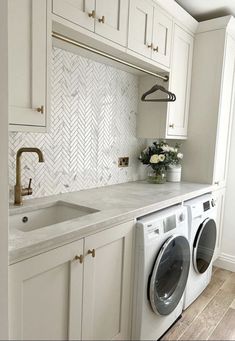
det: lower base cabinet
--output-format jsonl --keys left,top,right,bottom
{"left": 9, "top": 221, "right": 134, "bottom": 340}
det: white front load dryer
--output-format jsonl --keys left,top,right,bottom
{"left": 132, "top": 205, "right": 190, "bottom": 341}
{"left": 183, "top": 194, "right": 217, "bottom": 310}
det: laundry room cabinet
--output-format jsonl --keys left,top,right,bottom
{"left": 166, "top": 25, "right": 194, "bottom": 138}
{"left": 182, "top": 16, "right": 235, "bottom": 187}
{"left": 9, "top": 221, "right": 134, "bottom": 340}
{"left": 8, "top": 0, "right": 51, "bottom": 132}
{"left": 52, "top": 0, "right": 129, "bottom": 46}
{"left": 137, "top": 24, "right": 193, "bottom": 139}
{"left": 128, "top": 0, "right": 173, "bottom": 68}
{"left": 52, "top": 0, "right": 96, "bottom": 32}
{"left": 9, "top": 239, "right": 84, "bottom": 340}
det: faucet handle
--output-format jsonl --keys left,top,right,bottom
{"left": 27, "top": 178, "right": 33, "bottom": 195}
{"left": 28, "top": 178, "right": 32, "bottom": 189}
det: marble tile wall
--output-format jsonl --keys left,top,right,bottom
{"left": 9, "top": 47, "right": 146, "bottom": 199}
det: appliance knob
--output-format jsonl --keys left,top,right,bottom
{"left": 211, "top": 199, "right": 216, "bottom": 207}
{"left": 179, "top": 213, "right": 185, "bottom": 222}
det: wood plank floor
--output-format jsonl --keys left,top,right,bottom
{"left": 161, "top": 267, "right": 235, "bottom": 340}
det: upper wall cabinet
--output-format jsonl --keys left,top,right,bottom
{"left": 52, "top": 0, "right": 95, "bottom": 32}
{"left": 128, "top": 0, "right": 153, "bottom": 59}
{"left": 8, "top": 0, "right": 51, "bottom": 132}
{"left": 52, "top": 0, "right": 129, "bottom": 46}
{"left": 167, "top": 25, "right": 193, "bottom": 138}
{"left": 137, "top": 24, "right": 193, "bottom": 139}
{"left": 128, "top": 0, "right": 173, "bottom": 68}
{"left": 95, "top": 0, "right": 129, "bottom": 46}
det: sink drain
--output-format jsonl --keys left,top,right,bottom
{"left": 22, "top": 216, "right": 28, "bottom": 223}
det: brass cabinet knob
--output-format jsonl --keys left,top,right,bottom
{"left": 169, "top": 123, "right": 175, "bottom": 128}
{"left": 88, "top": 10, "right": 96, "bottom": 18}
{"left": 88, "top": 249, "right": 96, "bottom": 258}
{"left": 153, "top": 46, "right": 159, "bottom": 52}
{"left": 36, "top": 105, "right": 44, "bottom": 114}
{"left": 98, "top": 16, "right": 105, "bottom": 24}
{"left": 74, "top": 255, "right": 83, "bottom": 264}
{"left": 214, "top": 181, "right": 220, "bottom": 185}
{"left": 147, "top": 43, "right": 153, "bottom": 49}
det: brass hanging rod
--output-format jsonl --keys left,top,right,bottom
{"left": 52, "top": 32, "right": 169, "bottom": 82}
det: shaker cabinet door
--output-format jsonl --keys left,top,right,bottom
{"left": 82, "top": 221, "right": 134, "bottom": 340}
{"left": 9, "top": 0, "right": 50, "bottom": 130}
{"left": 9, "top": 239, "right": 84, "bottom": 340}
{"left": 167, "top": 25, "right": 193, "bottom": 138}
{"left": 152, "top": 6, "right": 172, "bottom": 67}
{"left": 95, "top": 0, "right": 129, "bottom": 46}
{"left": 128, "top": 0, "right": 154, "bottom": 58}
{"left": 52, "top": 0, "right": 95, "bottom": 31}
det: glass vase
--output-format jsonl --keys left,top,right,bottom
{"left": 147, "top": 169, "right": 167, "bottom": 184}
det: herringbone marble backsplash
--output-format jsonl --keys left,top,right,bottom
{"left": 9, "top": 47, "right": 146, "bottom": 199}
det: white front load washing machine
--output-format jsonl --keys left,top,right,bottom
{"left": 132, "top": 205, "right": 190, "bottom": 341}
{"left": 183, "top": 194, "right": 217, "bottom": 310}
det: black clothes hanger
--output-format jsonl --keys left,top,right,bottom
{"left": 141, "top": 84, "right": 176, "bottom": 102}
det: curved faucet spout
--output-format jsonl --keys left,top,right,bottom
{"left": 14, "top": 147, "right": 45, "bottom": 205}
{"left": 16, "top": 147, "right": 45, "bottom": 163}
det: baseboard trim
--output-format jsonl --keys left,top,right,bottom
{"left": 214, "top": 253, "right": 235, "bottom": 272}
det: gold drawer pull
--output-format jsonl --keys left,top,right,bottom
{"left": 36, "top": 105, "right": 44, "bottom": 114}
{"left": 214, "top": 181, "right": 220, "bottom": 185}
{"left": 88, "top": 10, "right": 96, "bottom": 18}
{"left": 153, "top": 46, "right": 159, "bottom": 52}
{"left": 88, "top": 249, "right": 96, "bottom": 258}
{"left": 74, "top": 255, "right": 83, "bottom": 264}
{"left": 98, "top": 16, "right": 105, "bottom": 24}
{"left": 147, "top": 43, "right": 153, "bottom": 49}
{"left": 169, "top": 123, "right": 175, "bottom": 128}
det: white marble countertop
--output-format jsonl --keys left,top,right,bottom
{"left": 9, "top": 181, "right": 216, "bottom": 265}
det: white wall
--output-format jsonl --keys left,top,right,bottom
{"left": 0, "top": 0, "right": 9, "bottom": 338}
{"left": 219, "top": 110, "right": 235, "bottom": 272}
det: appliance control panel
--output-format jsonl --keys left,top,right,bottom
{"left": 203, "top": 200, "right": 211, "bottom": 212}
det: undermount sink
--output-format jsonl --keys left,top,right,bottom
{"left": 10, "top": 201, "right": 98, "bottom": 232}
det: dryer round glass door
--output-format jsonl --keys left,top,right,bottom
{"left": 193, "top": 218, "right": 217, "bottom": 274}
{"left": 149, "top": 235, "right": 190, "bottom": 316}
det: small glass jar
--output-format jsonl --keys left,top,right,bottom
{"left": 147, "top": 168, "right": 167, "bottom": 184}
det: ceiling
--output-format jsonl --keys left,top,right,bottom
{"left": 175, "top": 0, "right": 235, "bottom": 21}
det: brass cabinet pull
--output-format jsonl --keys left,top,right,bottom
{"left": 98, "top": 16, "right": 105, "bottom": 24}
{"left": 169, "top": 123, "right": 175, "bottom": 128}
{"left": 88, "top": 249, "right": 96, "bottom": 258}
{"left": 88, "top": 10, "right": 96, "bottom": 18}
{"left": 147, "top": 43, "right": 153, "bottom": 49}
{"left": 74, "top": 254, "right": 84, "bottom": 264}
{"left": 153, "top": 46, "right": 159, "bottom": 52}
{"left": 214, "top": 181, "right": 220, "bottom": 185}
{"left": 36, "top": 105, "right": 44, "bottom": 114}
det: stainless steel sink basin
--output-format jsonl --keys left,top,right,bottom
{"left": 10, "top": 201, "right": 98, "bottom": 232}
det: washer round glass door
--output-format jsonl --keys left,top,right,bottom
{"left": 149, "top": 235, "right": 190, "bottom": 316}
{"left": 193, "top": 218, "right": 217, "bottom": 274}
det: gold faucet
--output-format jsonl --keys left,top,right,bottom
{"left": 14, "top": 147, "right": 45, "bottom": 205}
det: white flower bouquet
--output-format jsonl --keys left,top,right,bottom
{"left": 139, "top": 141, "right": 183, "bottom": 184}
